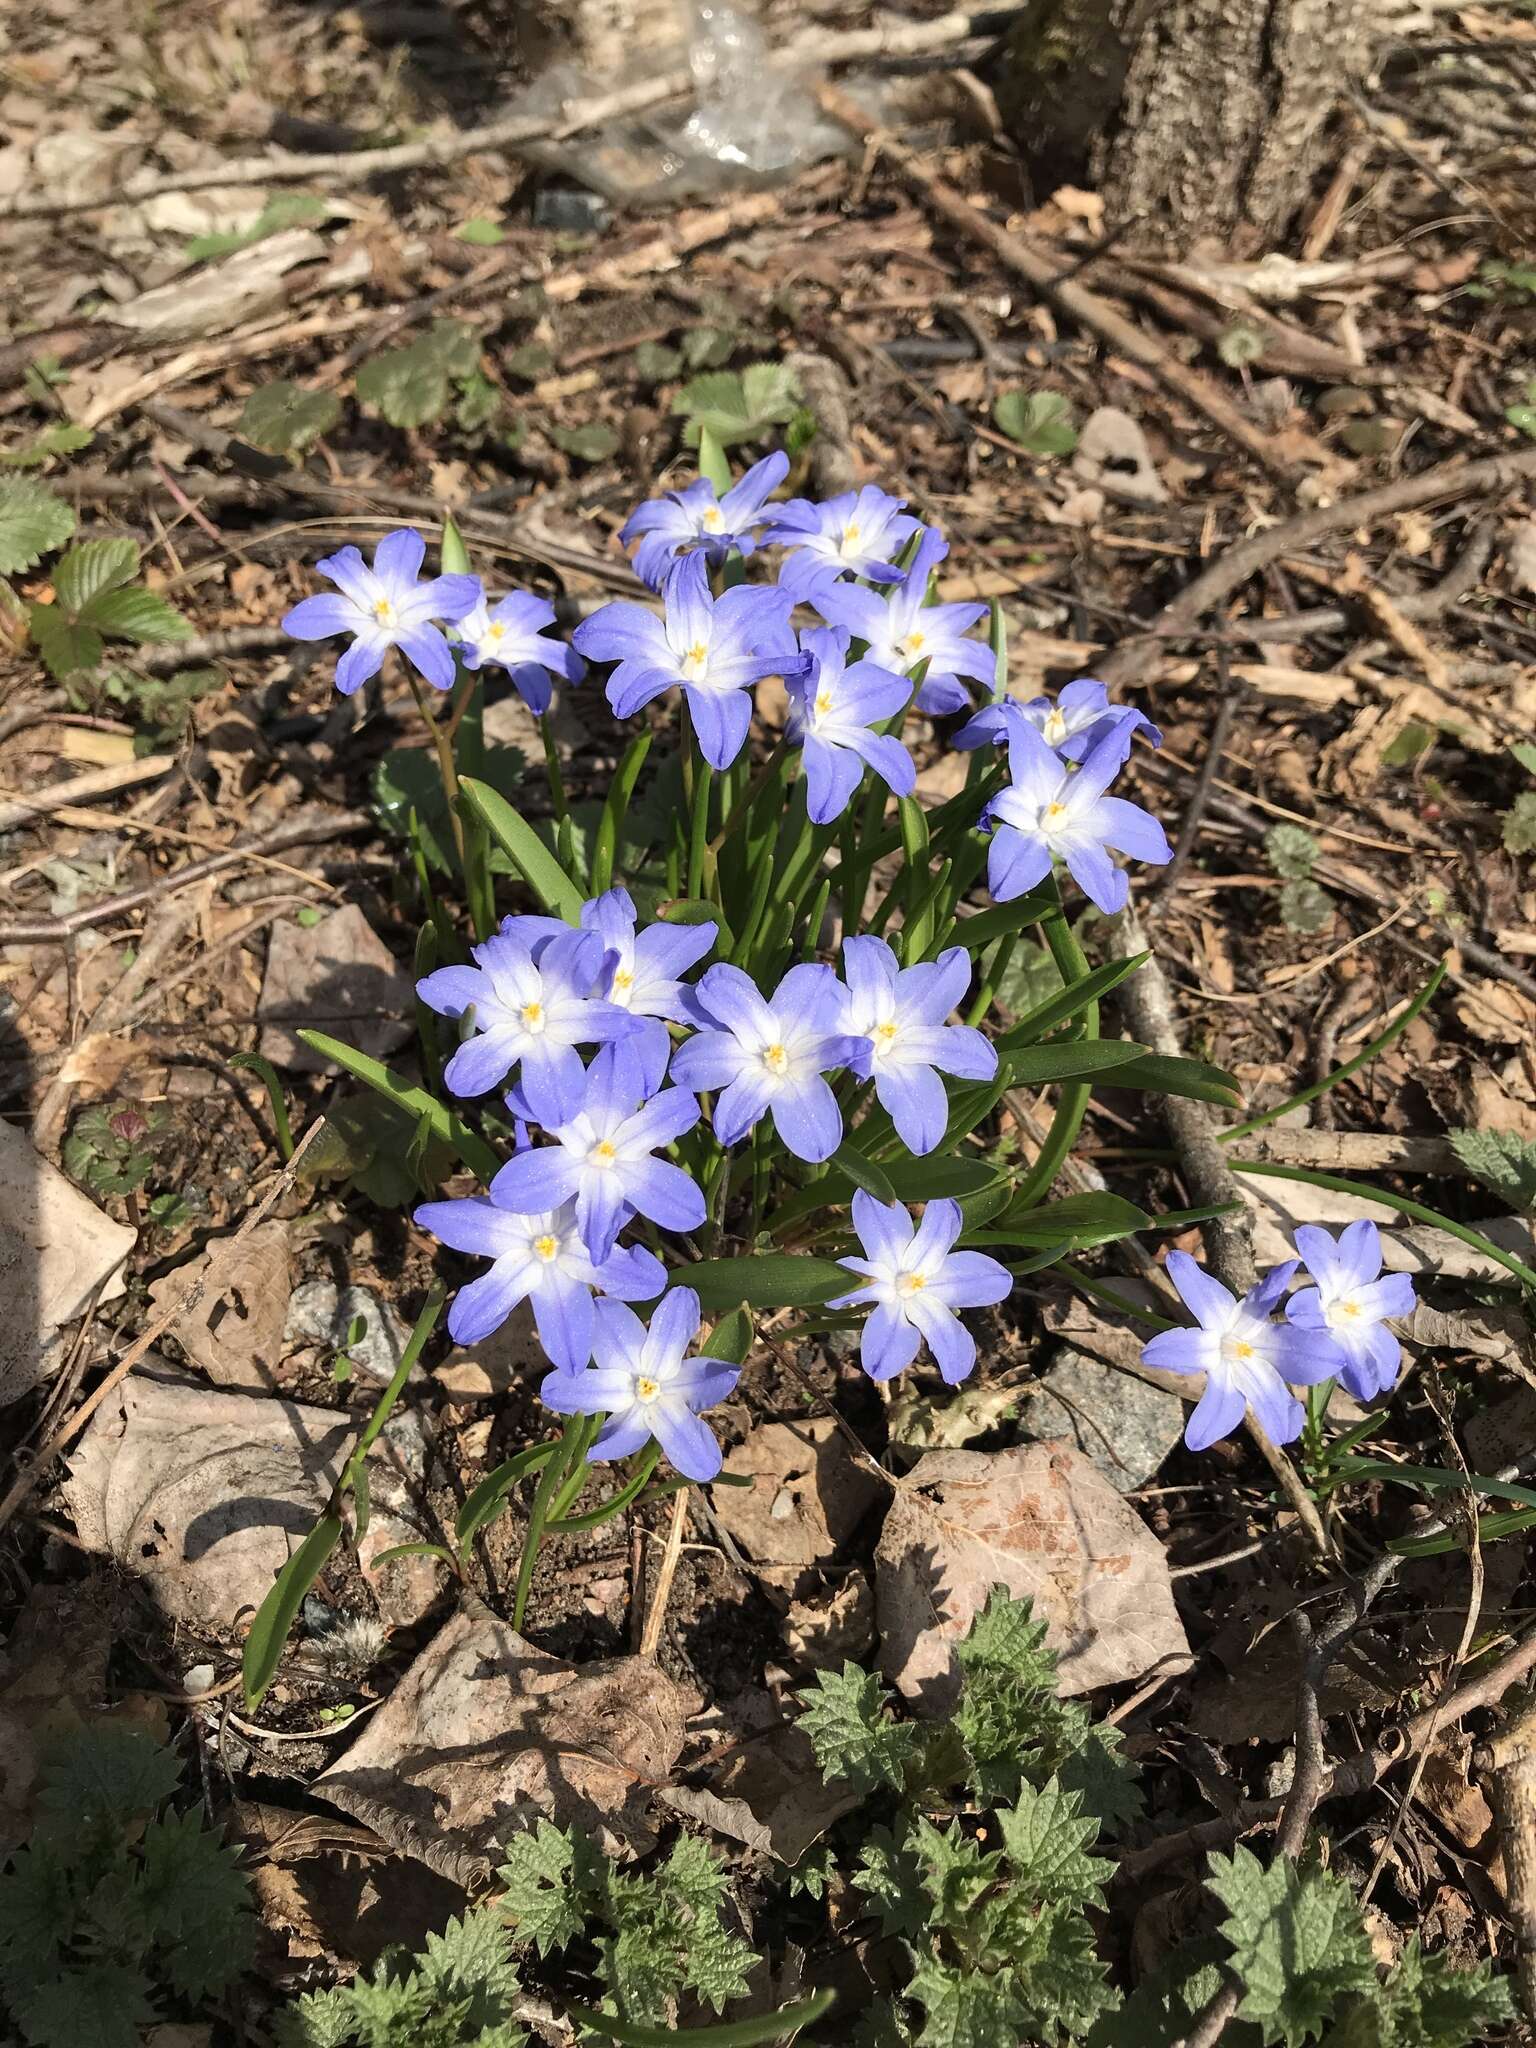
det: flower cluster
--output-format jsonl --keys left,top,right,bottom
{"left": 281, "top": 463, "right": 1410, "bottom": 1505}
{"left": 282, "top": 533, "right": 580, "bottom": 714}
{"left": 412, "top": 883, "right": 1012, "bottom": 1474}
{"left": 1143, "top": 1221, "right": 1416, "bottom": 1449}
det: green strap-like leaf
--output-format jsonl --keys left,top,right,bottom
{"left": 296, "top": 1031, "right": 500, "bottom": 1183}
{"left": 567, "top": 1988, "right": 835, "bottom": 2046}
{"left": 242, "top": 1515, "right": 342, "bottom": 1711}
{"left": 458, "top": 775, "right": 585, "bottom": 921}
{"left": 679, "top": 1255, "right": 850, "bottom": 1313}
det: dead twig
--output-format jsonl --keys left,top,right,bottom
{"left": 0, "top": 808, "right": 370, "bottom": 944}
{"left": 818, "top": 85, "right": 1304, "bottom": 488}
{"left": 0, "top": 10, "right": 1015, "bottom": 222}
{"left": 1147, "top": 651, "right": 1241, "bottom": 903}
{"left": 1483, "top": 1697, "right": 1536, "bottom": 2025}
{"left": 0, "top": 755, "right": 175, "bottom": 834}
{"left": 1100, "top": 445, "right": 1536, "bottom": 688}
{"left": 638, "top": 1489, "right": 691, "bottom": 1661}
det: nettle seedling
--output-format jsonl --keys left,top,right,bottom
{"left": 0, "top": 1723, "right": 254, "bottom": 2048}
{"left": 1263, "top": 822, "right": 1335, "bottom": 933}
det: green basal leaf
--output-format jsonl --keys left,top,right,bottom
{"left": 242, "top": 1515, "right": 342, "bottom": 1710}
{"left": 458, "top": 775, "right": 586, "bottom": 919}
{"left": 456, "top": 1443, "right": 560, "bottom": 1548}
{"left": 998, "top": 952, "right": 1150, "bottom": 1048}
{"left": 831, "top": 1138, "right": 896, "bottom": 1205}
{"left": 973, "top": 1190, "right": 1150, "bottom": 1249}
{"left": 679, "top": 1254, "right": 850, "bottom": 1313}
{"left": 295, "top": 1031, "right": 500, "bottom": 1183}
{"left": 1108, "top": 1051, "right": 1243, "bottom": 1108}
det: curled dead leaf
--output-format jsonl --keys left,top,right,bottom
{"left": 874, "top": 1444, "right": 1190, "bottom": 1710}
{"left": 316, "top": 1602, "right": 696, "bottom": 1878}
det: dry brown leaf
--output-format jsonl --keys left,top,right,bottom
{"left": 146, "top": 1219, "right": 292, "bottom": 1393}
{"left": 62, "top": 1365, "right": 352, "bottom": 1633}
{"left": 1455, "top": 982, "right": 1536, "bottom": 1045}
{"left": 714, "top": 1417, "right": 882, "bottom": 1582}
{"left": 259, "top": 905, "right": 413, "bottom": 1073}
{"left": 1507, "top": 521, "right": 1536, "bottom": 598}
{"left": 660, "top": 1722, "right": 858, "bottom": 1867}
{"left": 874, "top": 1444, "right": 1190, "bottom": 1709}
{"left": 784, "top": 1573, "right": 876, "bottom": 1670}
{"left": 317, "top": 1603, "right": 695, "bottom": 1878}
{"left": 0, "top": 1118, "right": 136, "bottom": 1404}
{"left": 1071, "top": 407, "right": 1168, "bottom": 505}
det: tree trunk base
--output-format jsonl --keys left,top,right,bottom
{"left": 996, "top": 0, "right": 1378, "bottom": 250}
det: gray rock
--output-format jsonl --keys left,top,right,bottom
{"left": 1016, "top": 1347, "right": 1184, "bottom": 1493}
{"left": 285, "top": 1278, "right": 411, "bottom": 1385}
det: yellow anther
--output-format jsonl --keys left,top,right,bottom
{"left": 520, "top": 1001, "right": 544, "bottom": 1028}
{"left": 763, "top": 1043, "right": 789, "bottom": 1075}
{"left": 897, "top": 1271, "right": 927, "bottom": 1296}
{"left": 814, "top": 689, "right": 834, "bottom": 716}
{"left": 635, "top": 1375, "right": 661, "bottom": 1402}
{"left": 533, "top": 1234, "right": 560, "bottom": 1261}
{"left": 590, "top": 1139, "right": 618, "bottom": 1166}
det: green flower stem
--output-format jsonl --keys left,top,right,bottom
{"left": 510, "top": 1418, "right": 585, "bottom": 1631}
{"left": 1008, "top": 886, "right": 1097, "bottom": 1210}
{"left": 407, "top": 670, "right": 467, "bottom": 871}
{"left": 687, "top": 747, "right": 712, "bottom": 902}
{"left": 708, "top": 737, "right": 786, "bottom": 858}
{"left": 1219, "top": 960, "right": 1445, "bottom": 1145}
{"left": 545, "top": 1443, "right": 663, "bottom": 1536}
{"left": 1229, "top": 1157, "right": 1536, "bottom": 1294}
{"left": 546, "top": 1412, "right": 600, "bottom": 1524}
{"left": 965, "top": 930, "right": 1019, "bottom": 1029}
{"left": 540, "top": 713, "right": 569, "bottom": 829}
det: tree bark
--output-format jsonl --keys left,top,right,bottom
{"left": 997, "top": 0, "right": 1381, "bottom": 249}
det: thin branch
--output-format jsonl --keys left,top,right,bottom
{"left": 0, "top": 10, "right": 1018, "bottom": 221}
{"left": 1099, "top": 446, "right": 1536, "bottom": 688}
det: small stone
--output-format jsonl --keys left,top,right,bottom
{"left": 1016, "top": 1347, "right": 1185, "bottom": 1492}
{"left": 285, "top": 1279, "right": 410, "bottom": 1385}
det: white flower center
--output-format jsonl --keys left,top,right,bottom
{"left": 899, "top": 628, "right": 926, "bottom": 665}
{"left": 532, "top": 1233, "right": 560, "bottom": 1262}
{"left": 373, "top": 597, "right": 396, "bottom": 626}
{"left": 1042, "top": 708, "right": 1068, "bottom": 745}
{"left": 680, "top": 639, "right": 710, "bottom": 683}
{"left": 813, "top": 687, "right": 834, "bottom": 717}
{"left": 1326, "top": 1296, "right": 1364, "bottom": 1327}
{"left": 701, "top": 505, "right": 724, "bottom": 533}
{"left": 612, "top": 966, "right": 634, "bottom": 994}
{"left": 871, "top": 1019, "right": 900, "bottom": 1059}
{"left": 634, "top": 1375, "right": 661, "bottom": 1403}
{"left": 588, "top": 1139, "right": 619, "bottom": 1169}
{"left": 1043, "top": 800, "right": 1069, "bottom": 827}
{"left": 486, "top": 621, "right": 506, "bottom": 644}
{"left": 841, "top": 521, "right": 862, "bottom": 553}
{"left": 519, "top": 1000, "right": 545, "bottom": 1033}
{"left": 1220, "top": 1334, "right": 1257, "bottom": 1366}
{"left": 897, "top": 1271, "right": 927, "bottom": 1298}
{"left": 762, "top": 1042, "right": 789, "bottom": 1076}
